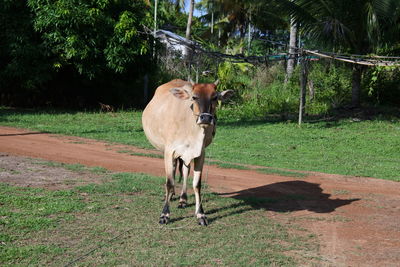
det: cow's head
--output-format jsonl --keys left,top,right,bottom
{"left": 170, "top": 80, "right": 233, "bottom": 128}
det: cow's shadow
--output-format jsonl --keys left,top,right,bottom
{"left": 203, "top": 180, "right": 360, "bottom": 224}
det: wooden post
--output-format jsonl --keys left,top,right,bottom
{"left": 298, "top": 52, "right": 308, "bottom": 126}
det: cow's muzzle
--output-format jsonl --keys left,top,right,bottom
{"left": 197, "top": 113, "right": 214, "bottom": 127}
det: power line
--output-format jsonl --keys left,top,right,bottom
{"left": 149, "top": 28, "right": 400, "bottom": 67}
{"left": 304, "top": 49, "right": 400, "bottom": 67}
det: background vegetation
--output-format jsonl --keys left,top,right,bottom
{"left": 1, "top": 2, "right": 400, "bottom": 264}
{"left": 1, "top": 0, "right": 400, "bottom": 179}
{"left": 1, "top": 0, "right": 400, "bottom": 113}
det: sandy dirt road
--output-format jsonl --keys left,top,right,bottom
{"left": 1, "top": 126, "right": 399, "bottom": 266}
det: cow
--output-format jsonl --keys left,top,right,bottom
{"left": 142, "top": 79, "right": 233, "bottom": 226}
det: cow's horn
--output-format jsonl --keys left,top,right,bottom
{"left": 214, "top": 79, "right": 220, "bottom": 86}
{"left": 189, "top": 78, "right": 195, "bottom": 86}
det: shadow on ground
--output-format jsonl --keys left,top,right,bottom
{"left": 204, "top": 180, "right": 359, "bottom": 224}
{"left": 0, "top": 131, "right": 48, "bottom": 137}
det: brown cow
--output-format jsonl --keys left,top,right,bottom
{"left": 142, "top": 79, "right": 233, "bottom": 226}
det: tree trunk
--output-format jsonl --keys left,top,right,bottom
{"left": 351, "top": 65, "right": 362, "bottom": 107}
{"left": 185, "top": 0, "right": 194, "bottom": 40}
{"left": 286, "top": 16, "right": 297, "bottom": 83}
{"left": 247, "top": 9, "right": 252, "bottom": 55}
{"left": 184, "top": 0, "right": 195, "bottom": 59}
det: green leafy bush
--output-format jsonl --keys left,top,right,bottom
{"left": 365, "top": 66, "right": 400, "bottom": 105}
{"left": 28, "top": 0, "right": 150, "bottom": 76}
{"left": 217, "top": 61, "right": 253, "bottom": 104}
{"left": 218, "top": 61, "right": 354, "bottom": 121}
{"left": 218, "top": 63, "right": 299, "bottom": 120}
{"left": 306, "top": 62, "right": 352, "bottom": 114}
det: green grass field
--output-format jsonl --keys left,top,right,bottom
{"left": 1, "top": 108, "right": 399, "bottom": 181}
{"left": 0, "top": 162, "right": 318, "bottom": 266}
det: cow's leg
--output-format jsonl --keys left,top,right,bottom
{"left": 178, "top": 160, "right": 190, "bottom": 208}
{"left": 159, "top": 152, "right": 175, "bottom": 224}
{"left": 193, "top": 152, "right": 207, "bottom": 226}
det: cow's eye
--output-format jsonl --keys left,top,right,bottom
{"left": 211, "top": 95, "right": 218, "bottom": 101}
{"left": 192, "top": 96, "right": 199, "bottom": 101}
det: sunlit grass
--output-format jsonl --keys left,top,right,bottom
{"left": 1, "top": 107, "right": 399, "bottom": 181}
{"left": 0, "top": 162, "right": 318, "bottom": 265}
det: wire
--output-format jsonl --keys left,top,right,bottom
{"left": 150, "top": 27, "right": 400, "bottom": 67}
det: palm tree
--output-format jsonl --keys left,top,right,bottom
{"left": 198, "top": 0, "right": 287, "bottom": 53}
{"left": 286, "top": 16, "right": 297, "bottom": 82}
{"left": 278, "top": 0, "right": 400, "bottom": 107}
{"left": 183, "top": 0, "right": 195, "bottom": 59}
{"left": 185, "top": 0, "right": 195, "bottom": 40}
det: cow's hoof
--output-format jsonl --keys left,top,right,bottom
{"left": 198, "top": 216, "right": 208, "bottom": 226}
{"left": 178, "top": 202, "right": 187, "bottom": 209}
{"left": 159, "top": 215, "right": 170, "bottom": 225}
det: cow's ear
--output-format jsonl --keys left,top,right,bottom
{"left": 170, "top": 85, "right": 192, "bottom": 100}
{"left": 218, "top": 90, "right": 234, "bottom": 102}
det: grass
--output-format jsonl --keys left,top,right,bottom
{"left": 0, "top": 162, "right": 318, "bottom": 266}
{"left": 33, "top": 160, "right": 109, "bottom": 174}
{"left": 1, "top": 107, "right": 399, "bottom": 181}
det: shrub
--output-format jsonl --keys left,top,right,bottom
{"left": 218, "top": 61, "right": 354, "bottom": 120}
{"left": 306, "top": 62, "right": 352, "bottom": 114}
{"left": 364, "top": 66, "right": 400, "bottom": 106}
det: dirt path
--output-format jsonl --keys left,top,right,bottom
{"left": 1, "top": 126, "right": 399, "bottom": 266}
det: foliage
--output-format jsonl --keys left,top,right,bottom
{"left": 155, "top": 0, "right": 207, "bottom": 40}
{"left": 0, "top": 0, "right": 53, "bottom": 100}
{"left": 364, "top": 66, "right": 400, "bottom": 105}
{"left": 1, "top": 0, "right": 400, "bottom": 110}
{"left": 0, "top": 0, "right": 157, "bottom": 108}
{"left": 217, "top": 61, "right": 253, "bottom": 104}
{"left": 216, "top": 60, "right": 353, "bottom": 117}
{"left": 306, "top": 61, "right": 352, "bottom": 114}
{"left": 28, "top": 0, "right": 151, "bottom": 76}
{"left": 198, "top": 0, "right": 287, "bottom": 46}
{"left": 277, "top": 0, "right": 400, "bottom": 106}
{"left": 279, "top": 0, "right": 400, "bottom": 54}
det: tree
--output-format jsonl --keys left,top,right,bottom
{"left": 28, "top": 0, "right": 151, "bottom": 77}
{"left": 286, "top": 17, "right": 297, "bottom": 82}
{"left": 278, "top": 0, "right": 400, "bottom": 107}
{"left": 186, "top": 0, "right": 195, "bottom": 40}
{"left": 1, "top": 0, "right": 156, "bottom": 108}
{"left": 198, "top": 0, "right": 287, "bottom": 53}
{"left": 0, "top": 0, "right": 55, "bottom": 106}
{"left": 183, "top": 0, "right": 195, "bottom": 59}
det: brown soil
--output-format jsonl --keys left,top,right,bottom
{"left": 1, "top": 126, "right": 399, "bottom": 266}
{"left": 0, "top": 153, "right": 103, "bottom": 190}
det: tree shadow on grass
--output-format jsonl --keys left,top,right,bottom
{"left": 0, "top": 131, "right": 49, "bottom": 137}
{"left": 217, "top": 106, "right": 400, "bottom": 128}
{"left": 206, "top": 180, "right": 359, "bottom": 224}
